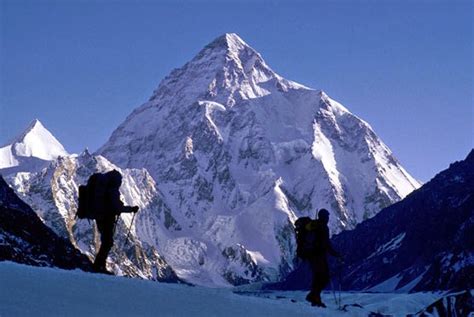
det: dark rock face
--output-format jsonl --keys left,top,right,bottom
{"left": 0, "top": 175, "right": 92, "bottom": 271}
{"left": 270, "top": 150, "right": 473, "bottom": 292}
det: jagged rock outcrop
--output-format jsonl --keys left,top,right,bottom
{"left": 9, "top": 152, "right": 179, "bottom": 282}
{"left": 0, "top": 175, "right": 91, "bottom": 270}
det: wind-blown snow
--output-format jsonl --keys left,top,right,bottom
{"left": 0, "top": 262, "right": 442, "bottom": 317}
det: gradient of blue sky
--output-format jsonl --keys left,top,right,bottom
{"left": 1, "top": 0, "right": 472, "bottom": 182}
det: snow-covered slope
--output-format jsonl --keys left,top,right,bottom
{"left": 0, "top": 261, "right": 447, "bottom": 317}
{"left": 0, "top": 119, "right": 68, "bottom": 175}
{"left": 96, "top": 33, "right": 420, "bottom": 285}
{"left": 8, "top": 151, "right": 179, "bottom": 283}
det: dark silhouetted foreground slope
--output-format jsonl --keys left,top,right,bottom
{"left": 0, "top": 175, "right": 92, "bottom": 270}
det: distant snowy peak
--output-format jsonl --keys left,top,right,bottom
{"left": 0, "top": 119, "right": 68, "bottom": 172}
{"left": 148, "top": 33, "right": 307, "bottom": 108}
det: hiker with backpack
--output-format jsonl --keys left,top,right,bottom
{"left": 77, "top": 170, "right": 139, "bottom": 274}
{"left": 295, "top": 208, "right": 341, "bottom": 308}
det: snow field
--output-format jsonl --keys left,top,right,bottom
{"left": 0, "top": 262, "right": 441, "bottom": 317}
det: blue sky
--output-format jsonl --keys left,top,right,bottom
{"left": 1, "top": 0, "right": 472, "bottom": 182}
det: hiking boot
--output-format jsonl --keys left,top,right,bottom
{"left": 311, "top": 301, "right": 327, "bottom": 308}
{"left": 306, "top": 292, "right": 318, "bottom": 303}
{"left": 307, "top": 292, "right": 326, "bottom": 308}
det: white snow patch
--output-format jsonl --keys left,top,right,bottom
{"left": 368, "top": 274, "right": 403, "bottom": 292}
{"left": 452, "top": 252, "right": 474, "bottom": 272}
{"left": 397, "top": 269, "right": 429, "bottom": 293}
{"left": 368, "top": 232, "right": 406, "bottom": 259}
{"left": 312, "top": 121, "right": 342, "bottom": 191}
{"left": 0, "top": 145, "right": 19, "bottom": 168}
{"left": 246, "top": 250, "right": 270, "bottom": 265}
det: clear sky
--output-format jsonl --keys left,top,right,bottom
{"left": 1, "top": 0, "right": 472, "bottom": 182}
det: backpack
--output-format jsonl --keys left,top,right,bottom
{"left": 76, "top": 173, "right": 109, "bottom": 220}
{"left": 294, "top": 217, "right": 317, "bottom": 260}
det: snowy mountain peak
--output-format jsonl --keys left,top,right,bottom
{"left": 0, "top": 119, "right": 68, "bottom": 172}
{"left": 147, "top": 33, "right": 308, "bottom": 107}
{"left": 98, "top": 34, "right": 421, "bottom": 285}
{"left": 197, "top": 32, "right": 261, "bottom": 66}
{"left": 24, "top": 118, "right": 42, "bottom": 132}
{"left": 205, "top": 33, "right": 252, "bottom": 54}
{"left": 15, "top": 119, "right": 49, "bottom": 143}
{"left": 11, "top": 119, "right": 67, "bottom": 161}
{"left": 80, "top": 148, "right": 91, "bottom": 157}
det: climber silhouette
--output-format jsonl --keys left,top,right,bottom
{"left": 305, "top": 208, "right": 341, "bottom": 307}
{"left": 91, "top": 170, "right": 139, "bottom": 274}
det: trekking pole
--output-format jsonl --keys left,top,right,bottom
{"left": 337, "top": 258, "right": 343, "bottom": 309}
{"left": 113, "top": 215, "right": 119, "bottom": 234}
{"left": 331, "top": 279, "right": 339, "bottom": 309}
{"left": 123, "top": 212, "right": 137, "bottom": 249}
